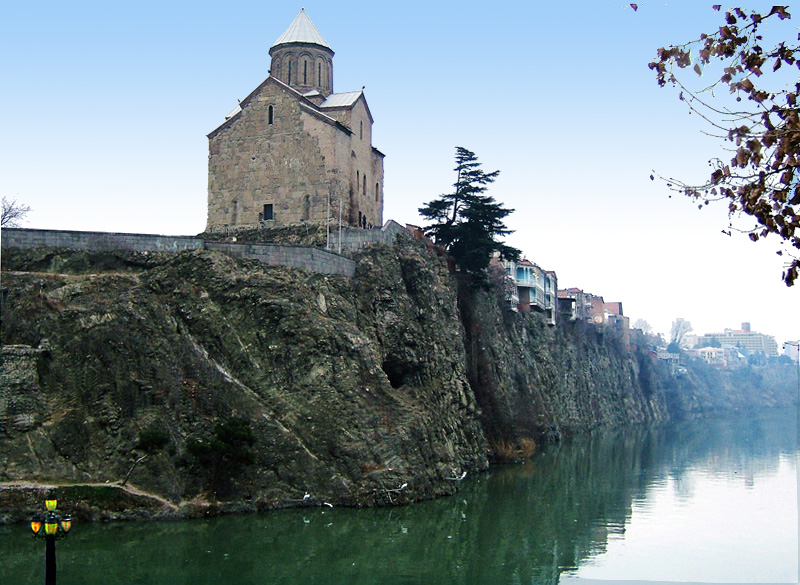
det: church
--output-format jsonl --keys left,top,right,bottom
{"left": 206, "top": 9, "right": 384, "bottom": 232}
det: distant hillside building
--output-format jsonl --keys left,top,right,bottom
{"left": 206, "top": 9, "right": 384, "bottom": 232}
{"left": 694, "top": 322, "right": 778, "bottom": 356}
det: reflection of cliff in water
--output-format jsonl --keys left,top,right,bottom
{"left": 450, "top": 408, "right": 797, "bottom": 585}
{"left": 1, "top": 411, "right": 794, "bottom": 584}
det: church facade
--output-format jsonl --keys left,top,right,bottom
{"left": 206, "top": 9, "right": 384, "bottom": 231}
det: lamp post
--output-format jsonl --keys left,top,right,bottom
{"left": 30, "top": 496, "right": 72, "bottom": 585}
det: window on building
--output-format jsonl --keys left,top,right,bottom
{"left": 360, "top": 121, "right": 363, "bottom": 140}
{"left": 363, "top": 175, "right": 367, "bottom": 196}
{"left": 356, "top": 171, "right": 359, "bottom": 193}
{"left": 375, "top": 183, "right": 379, "bottom": 202}
{"left": 303, "top": 60, "right": 308, "bottom": 85}
{"left": 318, "top": 63, "right": 322, "bottom": 86}
{"left": 263, "top": 204, "right": 274, "bottom": 221}
{"left": 288, "top": 62, "right": 293, "bottom": 84}
{"left": 268, "top": 105, "right": 274, "bottom": 125}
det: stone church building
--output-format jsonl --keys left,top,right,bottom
{"left": 206, "top": 9, "right": 384, "bottom": 231}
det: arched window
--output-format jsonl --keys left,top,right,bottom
{"left": 303, "top": 60, "right": 308, "bottom": 85}
{"left": 318, "top": 63, "right": 322, "bottom": 86}
{"left": 288, "top": 61, "right": 293, "bottom": 84}
{"left": 268, "top": 105, "right": 274, "bottom": 125}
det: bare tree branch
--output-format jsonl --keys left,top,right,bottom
{"left": 650, "top": 7, "right": 800, "bottom": 285}
{"left": 1, "top": 197, "right": 31, "bottom": 228}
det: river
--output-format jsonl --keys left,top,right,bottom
{"left": 1, "top": 409, "right": 796, "bottom": 584}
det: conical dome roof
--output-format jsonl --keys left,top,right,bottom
{"left": 271, "top": 9, "right": 331, "bottom": 50}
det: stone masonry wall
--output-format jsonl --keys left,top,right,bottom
{"left": 0, "top": 227, "right": 416, "bottom": 278}
{"left": 327, "top": 220, "right": 407, "bottom": 253}
{"left": 0, "top": 228, "right": 202, "bottom": 254}
{"left": 204, "top": 241, "right": 354, "bottom": 277}
{"left": 207, "top": 80, "right": 332, "bottom": 230}
{"left": 206, "top": 78, "right": 383, "bottom": 233}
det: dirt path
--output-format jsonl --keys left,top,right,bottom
{"left": 0, "top": 480, "right": 180, "bottom": 511}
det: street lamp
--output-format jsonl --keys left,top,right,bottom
{"left": 31, "top": 496, "right": 72, "bottom": 585}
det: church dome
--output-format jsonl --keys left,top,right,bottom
{"left": 270, "top": 9, "right": 332, "bottom": 51}
{"left": 269, "top": 9, "right": 335, "bottom": 97}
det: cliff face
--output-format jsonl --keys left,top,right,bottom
{"left": 1, "top": 242, "right": 486, "bottom": 519}
{"left": 0, "top": 239, "right": 794, "bottom": 521}
{"left": 456, "top": 279, "right": 669, "bottom": 444}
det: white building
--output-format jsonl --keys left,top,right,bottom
{"left": 695, "top": 323, "right": 778, "bottom": 356}
{"left": 504, "top": 258, "right": 557, "bottom": 325}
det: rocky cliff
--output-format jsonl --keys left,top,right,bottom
{"left": 0, "top": 237, "right": 795, "bottom": 522}
{"left": 1, "top": 240, "right": 488, "bottom": 520}
{"left": 456, "top": 278, "right": 670, "bottom": 442}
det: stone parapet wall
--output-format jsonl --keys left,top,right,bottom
{"left": 205, "top": 241, "right": 354, "bottom": 277}
{"left": 1, "top": 227, "right": 357, "bottom": 278}
{"left": 327, "top": 220, "right": 407, "bottom": 252}
{"left": 0, "top": 228, "right": 202, "bottom": 253}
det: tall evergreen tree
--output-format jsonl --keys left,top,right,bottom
{"left": 420, "top": 147, "right": 520, "bottom": 274}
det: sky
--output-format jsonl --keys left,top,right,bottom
{"left": 1, "top": 1, "right": 797, "bottom": 348}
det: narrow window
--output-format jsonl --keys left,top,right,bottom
{"left": 360, "top": 121, "right": 363, "bottom": 140}
{"left": 356, "top": 171, "right": 359, "bottom": 193}
{"left": 318, "top": 63, "right": 322, "bottom": 86}
{"left": 288, "top": 62, "right": 292, "bottom": 84}
{"left": 303, "top": 60, "right": 308, "bottom": 84}
{"left": 375, "top": 183, "right": 379, "bottom": 202}
{"left": 363, "top": 175, "right": 367, "bottom": 196}
{"left": 263, "top": 204, "right": 274, "bottom": 221}
{"left": 268, "top": 105, "right": 274, "bottom": 125}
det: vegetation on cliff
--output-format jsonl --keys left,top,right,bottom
{"left": 419, "top": 147, "right": 520, "bottom": 274}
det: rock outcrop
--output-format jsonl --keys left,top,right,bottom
{"left": 1, "top": 241, "right": 487, "bottom": 520}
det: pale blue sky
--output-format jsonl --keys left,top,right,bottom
{"left": 1, "top": 1, "right": 796, "bottom": 346}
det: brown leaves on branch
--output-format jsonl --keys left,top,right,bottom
{"left": 649, "top": 6, "right": 800, "bottom": 286}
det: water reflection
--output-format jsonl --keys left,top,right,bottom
{"left": 1, "top": 410, "right": 796, "bottom": 584}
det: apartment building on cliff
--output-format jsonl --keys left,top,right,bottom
{"left": 503, "top": 258, "right": 558, "bottom": 325}
{"left": 206, "top": 9, "right": 384, "bottom": 232}
{"left": 558, "top": 287, "right": 630, "bottom": 344}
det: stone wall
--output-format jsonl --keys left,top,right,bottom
{"left": 0, "top": 228, "right": 202, "bottom": 253}
{"left": 204, "top": 241, "right": 354, "bottom": 277}
{"left": 327, "top": 220, "right": 407, "bottom": 253}
{"left": 0, "top": 227, "right": 366, "bottom": 277}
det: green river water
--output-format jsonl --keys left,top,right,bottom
{"left": 1, "top": 409, "right": 797, "bottom": 584}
